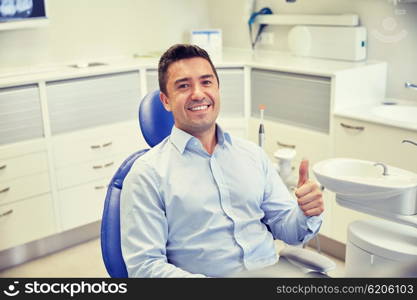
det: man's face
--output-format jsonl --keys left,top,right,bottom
{"left": 160, "top": 57, "right": 220, "bottom": 136}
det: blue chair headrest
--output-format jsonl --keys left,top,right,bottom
{"left": 139, "top": 90, "right": 174, "bottom": 147}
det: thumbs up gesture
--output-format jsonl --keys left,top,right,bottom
{"left": 295, "top": 159, "right": 324, "bottom": 217}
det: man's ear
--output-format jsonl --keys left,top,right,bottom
{"left": 159, "top": 92, "right": 172, "bottom": 112}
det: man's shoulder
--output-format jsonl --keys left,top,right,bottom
{"left": 129, "top": 137, "right": 172, "bottom": 173}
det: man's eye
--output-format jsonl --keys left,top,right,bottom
{"left": 178, "top": 84, "right": 189, "bottom": 89}
{"left": 202, "top": 80, "right": 212, "bottom": 86}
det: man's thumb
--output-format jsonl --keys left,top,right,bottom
{"left": 297, "top": 159, "right": 309, "bottom": 188}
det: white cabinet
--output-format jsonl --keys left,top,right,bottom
{"left": 46, "top": 71, "right": 141, "bottom": 134}
{"left": 333, "top": 116, "right": 417, "bottom": 173}
{"left": 0, "top": 140, "right": 55, "bottom": 251}
{"left": 43, "top": 71, "right": 145, "bottom": 231}
{"left": 251, "top": 69, "right": 331, "bottom": 133}
{"left": 53, "top": 121, "right": 146, "bottom": 231}
{"left": 0, "top": 194, "right": 56, "bottom": 251}
{"left": 0, "top": 84, "right": 44, "bottom": 146}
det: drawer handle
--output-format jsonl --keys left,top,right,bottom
{"left": 94, "top": 185, "right": 105, "bottom": 190}
{"left": 90, "top": 144, "right": 101, "bottom": 149}
{"left": 0, "top": 164, "right": 6, "bottom": 170}
{"left": 102, "top": 141, "right": 113, "bottom": 147}
{"left": 0, "top": 187, "right": 10, "bottom": 194}
{"left": 104, "top": 162, "right": 114, "bottom": 168}
{"left": 0, "top": 209, "right": 13, "bottom": 218}
{"left": 340, "top": 122, "right": 365, "bottom": 131}
{"left": 277, "top": 141, "right": 296, "bottom": 149}
{"left": 92, "top": 165, "right": 103, "bottom": 169}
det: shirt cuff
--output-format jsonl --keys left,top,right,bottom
{"left": 296, "top": 210, "right": 323, "bottom": 244}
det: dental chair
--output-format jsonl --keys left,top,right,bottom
{"left": 100, "top": 90, "right": 335, "bottom": 278}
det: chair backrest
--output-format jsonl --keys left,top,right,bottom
{"left": 100, "top": 90, "right": 174, "bottom": 278}
{"left": 139, "top": 90, "right": 174, "bottom": 147}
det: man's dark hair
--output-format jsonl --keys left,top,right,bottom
{"left": 158, "top": 44, "right": 219, "bottom": 95}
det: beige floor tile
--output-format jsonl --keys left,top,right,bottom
{"left": 0, "top": 238, "right": 108, "bottom": 278}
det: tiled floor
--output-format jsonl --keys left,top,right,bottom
{"left": 0, "top": 238, "right": 108, "bottom": 278}
{"left": 0, "top": 238, "right": 345, "bottom": 278}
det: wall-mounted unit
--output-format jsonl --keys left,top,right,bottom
{"left": 256, "top": 14, "right": 359, "bottom": 27}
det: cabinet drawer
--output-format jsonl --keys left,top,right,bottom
{"left": 58, "top": 179, "right": 108, "bottom": 231}
{"left": 0, "top": 194, "right": 56, "bottom": 251}
{"left": 46, "top": 71, "right": 141, "bottom": 134}
{"left": 0, "top": 172, "right": 50, "bottom": 205}
{"left": 0, "top": 151, "right": 49, "bottom": 182}
{"left": 56, "top": 155, "right": 126, "bottom": 190}
{"left": 52, "top": 121, "right": 146, "bottom": 168}
{"left": 333, "top": 116, "right": 417, "bottom": 173}
{"left": 0, "top": 84, "right": 44, "bottom": 145}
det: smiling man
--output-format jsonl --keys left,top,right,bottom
{"left": 120, "top": 44, "right": 324, "bottom": 278}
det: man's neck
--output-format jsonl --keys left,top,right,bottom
{"left": 182, "top": 124, "right": 217, "bottom": 155}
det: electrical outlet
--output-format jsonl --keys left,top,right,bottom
{"left": 260, "top": 32, "right": 274, "bottom": 45}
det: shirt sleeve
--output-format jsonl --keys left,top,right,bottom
{"left": 259, "top": 149, "right": 323, "bottom": 245}
{"left": 120, "top": 159, "right": 207, "bottom": 278}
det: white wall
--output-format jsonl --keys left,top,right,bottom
{"left": 208, "top": 0, "right": 417, "bottom": 102}
{"left": 0, "top": 0, "right": 210, "bottom": 69}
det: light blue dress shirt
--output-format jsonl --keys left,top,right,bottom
{"left": 120, "top": 125, "right": 322, "bottom": 278}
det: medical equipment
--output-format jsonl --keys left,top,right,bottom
{"left": 313, "top": 158, "right": 417, "bottom": 277}
{"left": 274, "top": 148, "right": 297, "bottom": 190}
{"left": 288, "top": 26, "right": 367, "bottom": 61}
{"left": 248, "top": 7, "right": 273, "bottom": 49}
{"left": 258, "top": 104, "right": 265, "bottom": 148}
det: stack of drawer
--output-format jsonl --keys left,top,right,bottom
{"left": 52, "top": 122, "right": 146, "bottom": 231}
{"left": 0, "top": 142, "right": 56, "bottom": 251}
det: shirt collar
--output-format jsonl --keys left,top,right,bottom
{"left": 169, "top": 124, "right": 232, "bottom": 154}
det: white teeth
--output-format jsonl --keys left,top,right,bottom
{"left": 189, "top": 105, "right": 209, "bottom": 111}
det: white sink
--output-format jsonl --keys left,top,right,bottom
{"left": 371, "top": 105, "right": 417, "bottom": 124}
{"left": 313, "top": 158, "right": 417, "bottom": 215}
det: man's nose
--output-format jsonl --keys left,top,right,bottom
{"left": 190, "top": 84, "right": 205, "bottom": 100}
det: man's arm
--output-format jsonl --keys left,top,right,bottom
{"left": 260, "top": 150, "right": 323, "bottom": 245}
{"left": 120, "top": 159, "right": 206, "bottom": 278}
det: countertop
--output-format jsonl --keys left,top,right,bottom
{"left": 334, "top": 99, "right": 417, "bottom": 132}
{"left": 0, "top": 48, "right": 381, "bottom": 87}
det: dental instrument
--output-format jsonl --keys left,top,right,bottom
{"left": 258, "top": 104, "right": 265, "bottom": 149}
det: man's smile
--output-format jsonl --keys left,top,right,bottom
{"left": 188, "top": 104, "right": 211, "bottom": 112}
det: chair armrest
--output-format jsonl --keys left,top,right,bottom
{"left": 279, "top": 246, "right": 336, "bottom": 273}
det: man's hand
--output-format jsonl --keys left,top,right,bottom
{"left": 295, "top": 159, "right": 324, "bottom": 217}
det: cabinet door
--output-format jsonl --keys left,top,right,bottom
{"left": 0, "top": 194, "right": 56, "bottom": 251}
{"left": 251, "top": 69, "right": 331, "bottom": 134}
{"left": 333, "top": 116, "right": 417, "bottom": 173}
{"left": 0, "top": 84, "right": 44, "bottom": 145}
{"left": 58, "top": 178, "right": 108, "bottom": 231}
{"left": 46, "top": 71, "right": 141, "bottom": 135}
